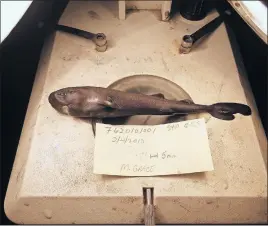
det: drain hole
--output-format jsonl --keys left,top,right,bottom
{"left": 96, "top": 33, "right": 105, "bottom": 40}
{"left": 183, "top": 35, "right": 193, "bottom": 43}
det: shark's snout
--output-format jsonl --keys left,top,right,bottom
{"left": 48, "top": 91, "right": 65, "bottom": 110}
{"left": 48, "top": 92, "right": 57, "bottom": 107}
{"left": 48, "top": 90, "right": 72, "bottom": 116}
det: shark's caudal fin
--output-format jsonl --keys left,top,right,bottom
{"left": 209, "top": 103, "right": 252, "bottom": 121}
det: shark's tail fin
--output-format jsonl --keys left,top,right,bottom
{"left": 209, "top": 103, "right": 252, "bottom": 120}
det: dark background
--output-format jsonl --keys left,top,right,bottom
{"left": 1, "top": 1, "right": 267, "bottom": 224}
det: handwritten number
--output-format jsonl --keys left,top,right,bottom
{"left": 105, "top": 126, "right": 112, "bottom": 134}
{"left": 184, "top": 121, "right": 200, "bottom": 128}
{"left": 167, "top": 124, "right": 180, "bottom": 131}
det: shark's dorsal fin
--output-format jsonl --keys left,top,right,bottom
{"left": 150, "top": 93, "right": 165, "bottom": 99}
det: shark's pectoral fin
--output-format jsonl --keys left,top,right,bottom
{"left": 91, "top": 118, "right": 102, "bottom": 137}
{"left": 91, "top": 119, "right": 96, "bottom": 136}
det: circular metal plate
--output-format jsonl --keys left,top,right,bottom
{"left": 101, "top": 74, "right": 203, "bottom": 126}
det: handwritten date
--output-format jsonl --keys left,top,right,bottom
{"left": 112, "top": 135, "right": 144, "bottom": 144}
